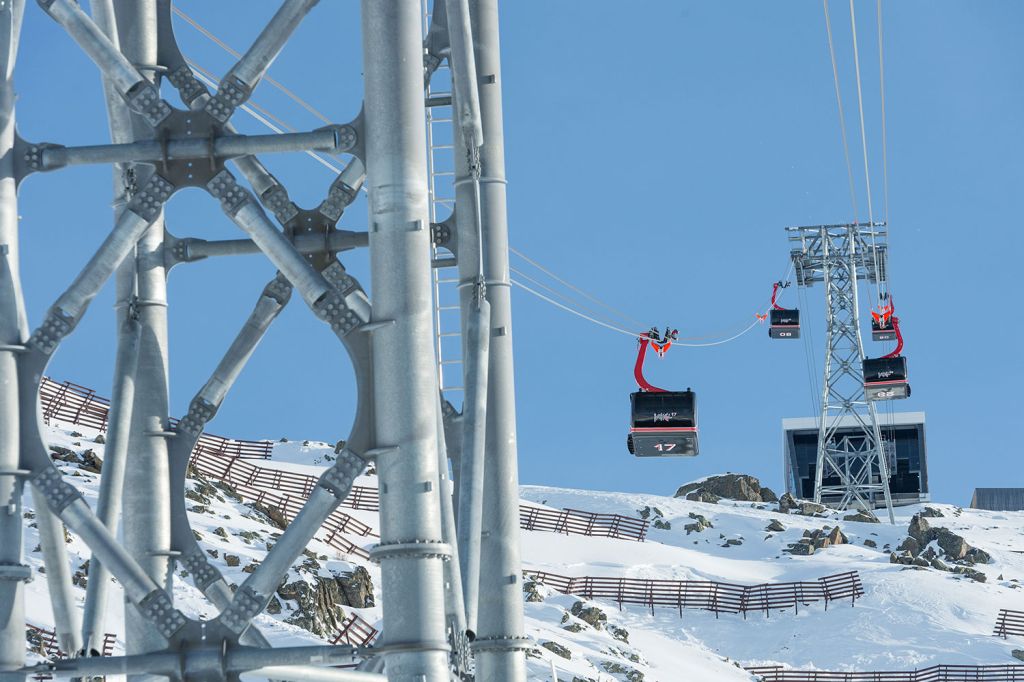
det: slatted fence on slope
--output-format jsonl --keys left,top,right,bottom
{"left": 26, "top": 624, "right": 116, "bottom": 658}
{"left": 42, "top": 377, "right": 652, "bottom": 542}
{"left": 526, "top": 570, "right": 863, "bottom": 617}
{"left": 519, "top": 505, "right": 648, "bottom": 541}
{"left": 331, "top": 613, "right": 379, "bottom": 647}
{"left": 995, "top": 609, "right": 1024, "bottom": 638}
{"left": 40, "top": 377, "right": 273, "bottom": 459}
{"left": 747, "top": 665, "right": 1024, "bottom": 681}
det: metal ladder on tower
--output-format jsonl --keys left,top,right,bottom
{"left": 423, "top": 4, "right": 464, "bottom": 409}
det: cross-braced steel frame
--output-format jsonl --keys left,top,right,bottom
{"left": 0, "top": 1, "right": 527, "bottom": 681}
{"left": 788, "top": 222, "right": 895, "bottom": 524}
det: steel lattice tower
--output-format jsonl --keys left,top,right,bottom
{"left": 788, "top": 222, "right": 895, "bottom": 524}
{"left": 0, "top": 0, "right": 527, "bottom": 680}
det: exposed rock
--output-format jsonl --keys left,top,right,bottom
{"left": 206, "top": 549, "right": 219, "bottom": 559}
{"left": 570, "top": 601, "right": 607, "bottom": 630}
{"left": 93, "top": 434, "right": 106, "bottom": 444}
{"left": 826, "top": 526, "right": 847, "bottom": 545}
{"left": 783, "top": 542, "right": 815, "bottom": 556}
{"left": 844, "top": 510, "right": 880, "bottom": 523}
{"left": 79, "top": 449, "right": 103, "bottom": 473}
{"left": 540, "top": 641, "right": 571, "bottom": 660}
{"left": 863, "top": 539, "right": 877, "bottom": 548}
{"left": 953, "top": 566, "right": 987, "bottom": 583}
{"left": 523, "top": 579, "right": 545, "bottom": 603}
{"left": 266, "top": 596, "right": 282, "bottom": 615}
{"left": 251, "top": 502, "right": 289, "bottom": 530}
{"left": 935, "top": 528, "right": 970, "bottom": 560}
{"left": 242, "top": 563, "right": 259, "bottom": 574}
{"left": 765, "top": 519, "right": 786, "bottom": 533}
{"left": 897, "top": 537, "right": 921, "bottom": 556}
{"left": 336, "top": 566, "right": 375, "bottom": 608}
{"left": 908, "top": 514, "right": 931, "bottom": 544}
{"left": 722, "top": 538, "right": 742, "bottom": 547}
{"left": 224, "top": 554, "right": 240, "bottom": 567}
{"left": 685, "top": 490, "right": 720, "bottom": 504}
{"left": 778, "top": 493, "right": 798, "bottom": 513}
{"left": 601, "top": 661, "right": 644, "bottom": 681}
{"left": 798, "top": 502, "right": 826, "bottom": 517}
{"left": 561, "top": 622, "right": 584, "bottom": 633}
{"left": 49, "top": 445, "right": 75, "bottom": 459}
{"left": 278, "top": 577, "right": 351, "bottom": 637}
{"left": 920, "top": 507, "right": 945, "bottom": 518}
{"left": 608, "top": 624, "right": 630, "bottom": 643}
{"left": 759, "top": 486, "right": 779, "bottom": 503}
{"left": 213, "top": 527, "right": 229, "bottom": 539}
{"left": 674, "top": 474, "right": 775, "bottom": 503}
{"left": 684, "top": 513, "right": 713, "bottom": 535}
{"left": 1012, "top": 650, "right": 1024, "bottom": 663}
{"left": 638, "top": 506, "right": 672, "bottom": 530}
{"left": 652, "top": 518, "right": 671, "bottom": 530}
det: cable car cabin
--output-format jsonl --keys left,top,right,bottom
{"left": 863, "top": 356, "right": 911, "bottom": 401}
{"left": 627, "top": 390, "right": 698, "bottom": 457}
{"left": 871, "top": 318, "right": 897, "bottom": 342}
{"left": 769, "top": 309, "right": 800, "bottom": 339}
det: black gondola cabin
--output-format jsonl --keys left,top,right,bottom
{"left": 627, "top": 390, "right": 698, "bottom": 457}
{"left": 863, "top": 356, "right": 910, "bottom": 401}
{"left": 769, "top": 309, "right": 800, "bottom": 339}
{"left": 871, "top": 318, "right": 897, "bottom": 342}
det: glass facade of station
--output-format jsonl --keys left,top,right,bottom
{"left": 783, "top": 414, "right": 928, "bottom": 506}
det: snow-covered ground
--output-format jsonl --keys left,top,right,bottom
{"left": 21, "top": 424, "right": 1024, "bottom": 681}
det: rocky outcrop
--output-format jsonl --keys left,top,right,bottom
{"left": 684, "top": 513, "right": 713, "bottom": 535}
{"left": 890, "top": 513, "right": 991, "bottom": 581}
{"left": 783, "top": 525, "right": 848, "bottom": 555}
{"left": 637, "top": 506, "right": 671, "bottom": 530}
{"left": 570, "top": 601, "right": 607, "bottom": 630}
{"left": 541, "top": 641, "right": 571, "bottom": 659}
{"left": 674, "top": 474, "right": 776, "bottom": 503}
{"left": 276, "top": 568, "right": 375, "bottom": 637}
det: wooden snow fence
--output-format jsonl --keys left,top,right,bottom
{"left": 26, "top": 623, "right": 115, "bottom": 659}
{"left": 519, "top": 505, "right": 649, "bottom": 541}
{"left": 525, "top": 570, "right": 864, "bottom": 618}
{"left": 331, "top": 613, "right": 380, "bottom": 647}
{"left": 40, "top": 376, "right": 274, "bottom": 459}
{"left": 747, "top": 665, "right": 1024, "bottom": 681}
{"left": 994, "top": 609, "right": 1024, "bottom": 638}
{"left": 41, "top": 376, "right": 654, "bottom": 543}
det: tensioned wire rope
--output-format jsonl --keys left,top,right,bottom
{"left": 175, "top": 9, "right": 792, "bottom": 350}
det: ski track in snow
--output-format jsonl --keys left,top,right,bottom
{"left": 20, "top": 424, "right": 1024, "bottom": 681}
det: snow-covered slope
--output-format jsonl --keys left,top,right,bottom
{"left": 22, "top": 424, "right": 1024, "bottom": 681}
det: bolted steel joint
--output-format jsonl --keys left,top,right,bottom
{"left": 369, "top": 540, "right": 453, "bottom": 563}
{"left": 207, "top": 170, "right": 251, "bottom": 216}
{"left": 321, "top": 261, "right": 358, "bottom": 294}
{"left": 22, "top": 141, "right": 64, "bottom": 173}
{"left": 166, "top": 65, "right": 207, "bottom": 106}
{"left": 31, "top": 467, "right": 83, "bottom": 515}
{"left": 138, "top": 589, "right": 188, "bottom": 638}
{"left": 126, "top": 174, "right": 175, "bottom": 223}
{"left": 430, "top": 222, "right": 452, "bottom": 248}
{"left": 177, "top": 398, "right": 216, "bottom": 436}
{"left": 125, "top": 81, "right": 172, "bottom": 127}
{"left": 204, "top": 75, "right": 250, "bottom": 123}
{"left": 319, "top": 182, "right": 357, "bottom": 222}
{"left": 262, "top": 275, "right": 293, "bottom": 305}
{"left": 179, "top": 551, "right": 220, "bottom": 591}
{"left": 321, "top": 124, "right": 358, "bottom": 154}
{"left": 470, "top": 635, "right": 535, "bottom": 653}
{"left": 312, "top": 290, "right": 362, "bottom": 336}
{"left": 218, "top": 585, "right": 264, "bottom": 634}
{"left": 28, "top": 308, "right": 74, "bottom": 355}
{"left": 316, "top": 449, "right": 364, "bottom": 500}
{"left": 260, "top": 184, "right": 299, "bottom": 225}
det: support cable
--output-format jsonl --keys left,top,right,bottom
{"left": 848, "top": 0, "right": 886, "bottom": 303}
{"left": 823, "top": 0, "right": 859, "bottom": 221}
{"left": 877, "top": 0, "right": 890, "bottom": 226}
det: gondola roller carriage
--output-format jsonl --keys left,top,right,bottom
{"left": 871, "top": 299, "right": 897, "bottom": 342}
{"left": 769, "top": 281, "right": 800, "bottom": 339}
{"left": 627, "top": 326, "right": 699, "bottom": 457}
{"left": 863, "top": 305, "right": 911, "bottom": 401}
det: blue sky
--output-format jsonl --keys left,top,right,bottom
{"left": 14, "top": 2, "right": 1022, "bottom": 505}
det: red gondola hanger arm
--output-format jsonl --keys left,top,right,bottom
{"left": 882, "top": 316, "right": 904, "bottom": 359}
{"left": 634, "top": 334, "right": 666, "bottom": 393}
{"left": 771, "top": 282, "right": 784, "bottom": 310}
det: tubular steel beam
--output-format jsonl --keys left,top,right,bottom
{"left": 469, "top": 0, "right": 530, "bottom": 677}
{"left": 169, "top": 230, "right": 368, "bottom": 264}
{"left": 0, "top": 2, "right": 28, "bottom": 679}
{"left": 28, "top": 128, "right": 347, "bottom": 174}
{"left": 362, "top": 1, "right": 452, "bottom": 679}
